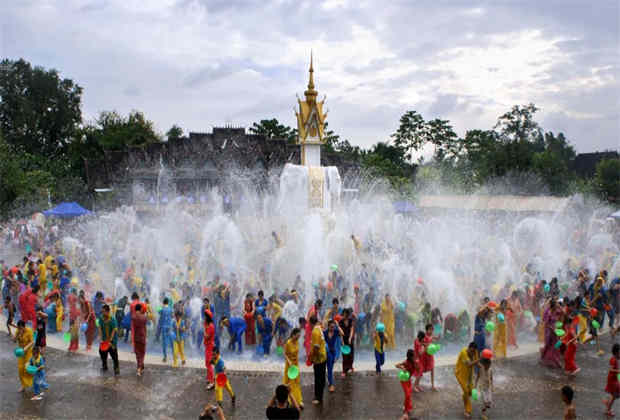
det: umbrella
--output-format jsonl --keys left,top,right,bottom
{"left": 393, "top": 201, "right": 416, "bottom": 214}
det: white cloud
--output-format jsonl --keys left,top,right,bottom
{"left": 1, "top": 0, "right": 618, "bottom": 152}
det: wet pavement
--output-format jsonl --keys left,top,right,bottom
{"left": 0, "top": 331, "right": 615, "bottom": 419}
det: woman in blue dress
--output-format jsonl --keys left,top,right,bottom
{"left": 474, "top": 306, "right": 490, "bottom": 353}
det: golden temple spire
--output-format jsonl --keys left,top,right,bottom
{"left": 304, "top": 50, "right": 317, "bottom": 102}
{"left": 308, "top": 50, "right": 315, "bottom": 89}
{"left": 297, "top": 50, "right": 326, "bottom": 146}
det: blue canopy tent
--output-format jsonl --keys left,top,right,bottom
{"left": 393, "top": 200, "right": 416, "bottom": 214}
{"left": 43, "top": 202, "right": 91, "bottom": 218}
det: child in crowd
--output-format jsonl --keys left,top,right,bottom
{"left": 68, "top": 319, "right": 79, "bottom": 352}
{"left": 29, "top": 346, "right": 49, "bottom": 401}
{"left": 561, "top": 385, "right": 576, "bottom": 420}
{"left": 211, "top": 347, "right": 235, "bottom": 407}
{"left": 475, "top": 357, "right": 493, "bottom": 420}
{"left": 395, "top": 349, "right": 417, "bottom": 418}
{"left": 605, "top": 343, "right": 620, "bottom": 417}
{"left": 563, "top": 316, "right": 579, "bottom": 376}
{"left": 413, "top": 331, "right": 425, "bottom": 392}
{"left": 172, "top": 310, "right": 187, "bottom": 367}
{"left": 374, "top": 325, "right": 387, "bottom": 374}
{"left": 4, "top": 295, "right": 16, "bottom": 336}
{"left": 423, "top": 323, "right": 438, "bottom": 391}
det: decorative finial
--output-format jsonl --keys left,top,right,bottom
{"left": 308, "top": 50, "right": 315, "bottom": 90}
{"left": 304, "top": 50, "right": 317, "bottom": 101}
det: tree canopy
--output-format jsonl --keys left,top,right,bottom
{"left": 249, "top": 118, "right": 296, "bottom": 143}
{"left": 0, "top": 58, "right": 82, "bottom": 158}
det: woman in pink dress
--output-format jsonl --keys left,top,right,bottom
{"left": 68, "top": 288, "right": 80, "bottom": 324}
{"left": 540, "top": 300, "right": 562, "bottom": 368}
{"left": 243, "top": 294, "right": 256, "bottom": 346}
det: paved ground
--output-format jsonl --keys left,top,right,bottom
{"left": 0, "top": 331, "right": 616, "bottom": 420}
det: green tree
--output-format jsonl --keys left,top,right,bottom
{"left": 0, "top": 58, "right": 82, "bottom": 157}
{"left": 390, "top": 111, "right": 426, "bottom": 160}
{"left": 249, "top": 118, "right": 296, "bottom": 142}
{"left": 362, "top": 142, "right": 415, "bottom": 193}
{"left": 166, "top": 124, "right": 184, "bottom": 141}
{"left": 391, "top": 111, "right": 461, "bottom": 161}
{"left": 594, "top": 158, "right": 620, "bottom": 203}
{"left": 92, "top": 110, "right": 162, "bottom": 150}
{"left": 531, "top": 132, "right": 576, "bottom": 195}
{"left": 494, "top": 103, "right": 543, "bottom": 144}
{"left": 426, "top": 118, "right": 461, "bottom": 161}
{"left": 0, "top": 132, "right": 55, "bottom": 212}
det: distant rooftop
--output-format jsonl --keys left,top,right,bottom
{"left": 418, "top": 194, "right": 571, "bottom": 212}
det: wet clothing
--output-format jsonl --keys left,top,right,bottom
{"left": 29, "top": 355, "right": 49, "bottom": 395}
{"left": 159, "top": 305, "right": 173, "bottom": 359}
{"left": 340, "top": 318, "right": 355, "bottom": 373}
{"left": 16, "top": 327, "right": 34, "bottom": 389}
{"left": 132, "top": 312, "right": 147, "bottom": 370}
{"left": 474, "top": 315, "right": 486, "bottom": 353}
{"left": 226, "top": 317, "right": 246, "bottom": 353}
{"left": 283, "top": 337, "right": 302, "bottom": 405}
{"left": 374, "top": 332, "right": 386, "bottom": 373}
{"left": 607, "top": 356, "right": 620, "bottom": 397}
{"left": 257, "top": 318, "right": 273, "bottom": 355}
{"left": 455, "top": 347, "right": 475, "bottom": 415}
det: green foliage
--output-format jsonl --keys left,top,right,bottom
{"left": 249, "top": 118, "right": 296, "bottom": 143}
{"left": 391, "top": 111, "right": 461, "bottom": 161}
{"left": 391, "top": 111, "right": 425, "bottom": 160}
{"left": 92, "top": 110, "right": 162, "bottom": 150}
{"left": 594, "top": 158, "right": 620, "bottom": 203}
{"left": 166, "top": 124, "right": 184, "bottom": 141}
{"left": 494, "top": 103, "right": 542, "bottom": 143}
{"left": 456, "top": 107, "right": 578, "bottom": 195}
{"left": 0, "top": 58, "right": 82, "bottom": 158}
{"left": 0, "top": 133, "right": 54, "bottom": 212}
{"left": 361, "top": 142, "right": 415, "bottom": 194}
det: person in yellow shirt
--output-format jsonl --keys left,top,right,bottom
{"left": 268, "top": 296, "right": 283, "bottom": 324}
{"left": 14, "top": 320, "right": 35, "bottom": 392}
{"left": 55, "top": 294, "right": 64, "bottom": 333}
{"left": 38, "top": 260, "right": 47, "bottom": 293}
{"left": 51, "top": 261, "right": 59, "bottom": 278}
{"left": 172, "top": 310, "right": 187, "bottom": 367}
{"left": 44, "top": 252, "right": 53, "bottom": 269}
{"left": 310, "top": 315, "right": 327, "bottom": 405}
{"left": 381, "top": 294, "right": 396, "bottom": 350}
{"left": 493, "top": 300, "right": 508, "bottom": 359}
{"left": 455, "top": 342, "right": 479, "bottom": 419}
{"left": 283, "top": 328, "right": 303, "bottom": 409}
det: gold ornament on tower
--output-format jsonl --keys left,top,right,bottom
{"left": 296, "top": 52, "right": 328, "bottom": 167}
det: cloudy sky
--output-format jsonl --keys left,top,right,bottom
{"left": 1, "top": 0, "right": 618, "bottom": 153}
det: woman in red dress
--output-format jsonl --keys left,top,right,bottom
{"left": 243, "top": 294, "right": 256, "bottom": 346}
{"left": 423, "top": 324, "right": 438, "bottom": 390}
{"left": 563, "top": 317, "right": 579, "bottom": 375}
{"left": 413, "top": 331, "right": 425, "bottom": 392}
{"left": 605, "top": 343, "right": 620, "bottom": 416}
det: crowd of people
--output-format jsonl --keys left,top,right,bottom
{"left": 1, "top": 226, "right": 619, "bottom": 419}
